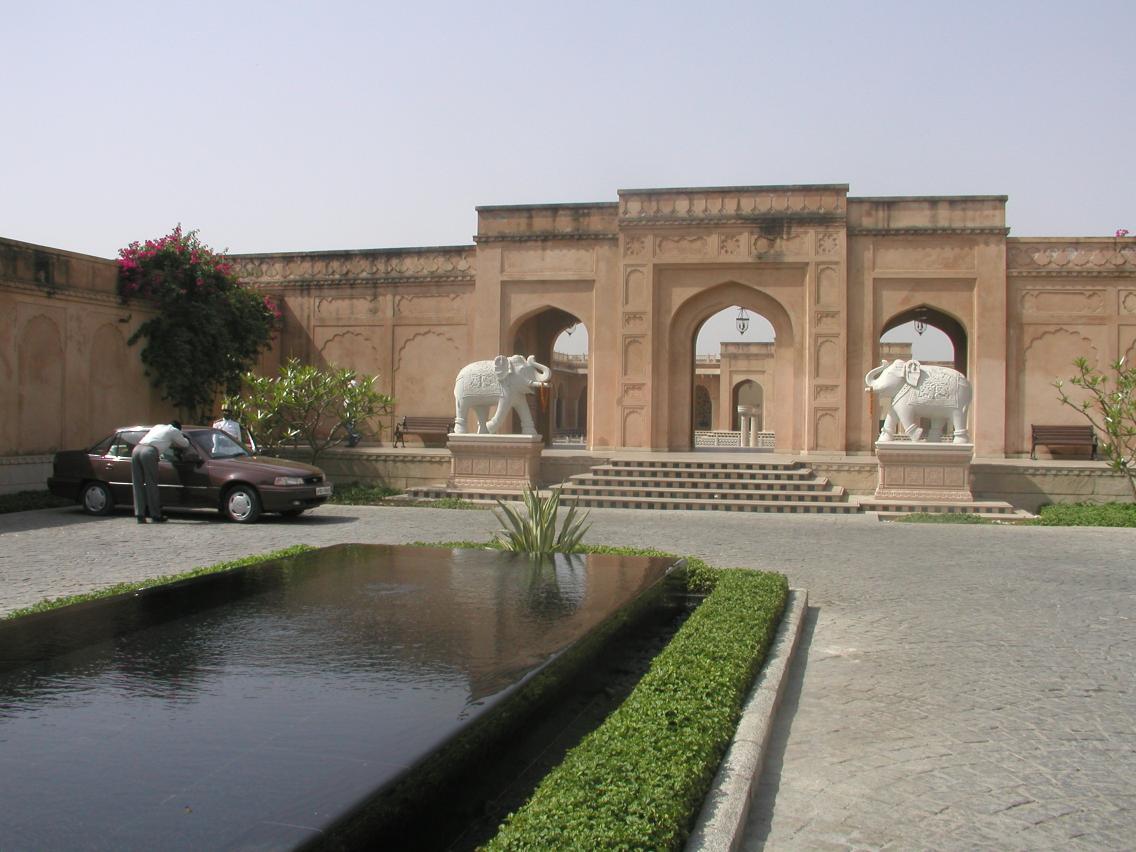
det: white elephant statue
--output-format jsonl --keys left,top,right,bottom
{"left": 865, "top": 359, "right": 972, "bottom": 443}
{"left": 454, "top": 354, "right": 552, "bottom": 435}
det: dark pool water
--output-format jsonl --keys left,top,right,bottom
{"left": 0, "top": 544, "right": 677, "bottom": 850}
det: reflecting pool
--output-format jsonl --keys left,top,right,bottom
{"left": 0, "top": 544, "right": 678, "bottom": 849}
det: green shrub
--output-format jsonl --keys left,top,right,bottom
{"left": 484, "top": 566, "right": 787, "bottom": 850}
{"left": 493, "top": 488, "right": 591, "bottom": 555}
{"left": 0, "top": 490, "right": 72, "bottom": 514}
{"left": 328, "top": 482, "right": 402, "bottom": 504}
{"left": 1033, "top": 501, "right": 1136, "bottom": 527}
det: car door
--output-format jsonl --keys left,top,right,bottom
{"left": 173, "top": 432, "right": 217, "bottom": 507}
{"left": 102, "top": 431, "right": 145, "bottom": 504}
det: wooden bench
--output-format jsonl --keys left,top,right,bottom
{"left": 393, "top": 416, "right": 454, "bottom": 447}
{"left": 1030, "top": 425, "right": 1098, "bottom": 460}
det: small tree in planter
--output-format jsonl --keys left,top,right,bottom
{"left": 1055, "top": 356, "right": 1136, "bottom": 499}
{"left": 117, "top": 226, "right": 277, "bottom": 420}
{"left": 226, "top": 358, "right": 393, "bottom": 463}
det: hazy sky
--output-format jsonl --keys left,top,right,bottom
{"left": 4, "top": 1, "right": 1130, "bottom": 361}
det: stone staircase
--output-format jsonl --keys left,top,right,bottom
{"left": 556, "top": 458, "right": 858, "bottom": 514}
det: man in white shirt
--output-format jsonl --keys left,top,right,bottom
{"left": 212, "top": 409, "right": 241, "bottom": 443}
{"left": 131, "top": 421, "right": 190, "bottom": 523}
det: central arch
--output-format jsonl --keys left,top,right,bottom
{"left": 667, "top": 282, "right": 798, "bottom": 451}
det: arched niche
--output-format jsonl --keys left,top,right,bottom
{"left": 881, "top": 305, "right": 968, "bottom": 374}
{"left": 507, "top": 306, "right": 588, "bottom": 445}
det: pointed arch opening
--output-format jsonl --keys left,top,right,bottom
{"left": 667, "top": 282, "right": 799, "bottom": 451}
{"left": 509, "top": 307, "right": 589, "bottom": 447}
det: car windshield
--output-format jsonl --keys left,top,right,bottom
{"left": 197, "top": 430, "right": 250, "bottom": 460}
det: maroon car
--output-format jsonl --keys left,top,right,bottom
{"left": 48, "top": 426, "right": 333, "bottom": 523}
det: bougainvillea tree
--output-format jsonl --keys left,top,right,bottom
{"left": 117, "top": 226, "right": 279, "bottom": 420}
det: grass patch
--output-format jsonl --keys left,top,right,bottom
{"left": 1031, "top": 502, "right": 1136, "bottom": 527}
{"left": 892, "top": 512, "right": 993, "bottom": 524}
{"left": 0, "top": 490, "right": 72, "bottom": 514}
{"left": 2, "top": 544, "right": 314, "bottom": 620}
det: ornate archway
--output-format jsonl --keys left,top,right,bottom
{"left": 667, "top": 282, "right": 798, "bottom": 450}
{"left": 509, "top": 306, "right": 588, "bottom": 445}
{"left": 881, "top": 304, "right": 968, "bottom": 374}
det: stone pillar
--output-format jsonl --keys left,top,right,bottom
{"left": 737, "top": 405, "right": 757, "bottom": 448}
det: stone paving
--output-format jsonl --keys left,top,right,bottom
{"left": 2, "top": 504, "right": 1134, "bottom": 849}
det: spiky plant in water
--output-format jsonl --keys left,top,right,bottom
{"left": 492, "top": 488, "right": 591, "bottom": 555}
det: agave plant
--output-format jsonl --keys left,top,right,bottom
{"left": 492, "top": 488, "right": 591, "bottom": 555}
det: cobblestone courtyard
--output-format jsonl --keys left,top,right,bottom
{"left": 2, "top": 505, "right": 1133, "bottom": 849}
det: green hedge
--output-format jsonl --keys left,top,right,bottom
{"left": 1033, "top": 502, "right": 1136, "bottom": 527}
{"left": 484, "top": 560, "right": 788, "bottom": 850}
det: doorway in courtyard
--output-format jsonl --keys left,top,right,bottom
{"left": 510, "top": 307, "right": 588, "bottom": 447}
{"left": 876, "top": 304, "right": 967, "bottom": 438}
{"left": 693, "top": 305, "right": 775, "bottom": 450}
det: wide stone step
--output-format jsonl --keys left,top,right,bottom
{"left": 857, "top": 498, "right": 1031, "bottom": 519}
{"left": 562, "top": 494, "right": 860, "bottom": 513}
{"left": 561, "top": 483, "right": 846, "bottom": 502}
{"left": 570, "top": 474, "right": 834, "bottom": 492}
{"left": 590, "top": 464, "right": 815, "bottom": 481}
{"left": 608, "top": 459, "right": 804, "bottom": 473}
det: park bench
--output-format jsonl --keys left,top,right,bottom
{"left": 393, "top": 416, "right": 454, "bottom": 447}
{"left": 1030, "top": 425, "right": 1098, "bottom": 460}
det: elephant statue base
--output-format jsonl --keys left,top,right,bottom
{"left": 873, "top": 440, "right": 975, "bottom": 503}
{"left": 447, "top": 433, "right": 544, "bottom": 493}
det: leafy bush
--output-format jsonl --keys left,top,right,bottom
{"left": 226, "top": 359, "right": 394, "bottom": 462}
{"left": 484, "top": 566, "right": 788, "bottom": 850}
{"left": 493, "top": 488, "right": 591, "bottom": 555}
{"left": 328, "top": 482, "right": 402, "bottom": 504}
{"left": 1033, "top": 502, "right": 1136, "bottom": 527}
{"left": 1055, "top": 356, "right": 1136, "bottom": 499}
{"left": 116, "top": 226, "right": 277, "bottom": 420}
{"left": 0, "top": 490, "right": 71, "bottom": 514}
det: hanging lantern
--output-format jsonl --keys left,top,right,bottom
{"left": 565, "top": 322, "right": 578, "bottom": 336}
{"left": 913, "top": 306, "right": 928, "bottom": 336}
{"left": 736, "top": 307, "right": 750, "bottom": 335}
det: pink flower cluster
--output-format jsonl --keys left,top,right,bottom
{"left": 1117, "top": 229, "right": 1131, "bottom": 238}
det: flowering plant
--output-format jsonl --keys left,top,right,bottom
{"left": 117, "top": 226, "right": 277, "bottom": 419}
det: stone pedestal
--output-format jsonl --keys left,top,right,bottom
{"left": 447, "top": 434, "right": 544, "bottom": 492}
{"left": 874, "top": 442, "right": 974, "bottom": 502}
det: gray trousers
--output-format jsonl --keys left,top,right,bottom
{"left": 131, "top": 443, "right": 162, "bottom": 519}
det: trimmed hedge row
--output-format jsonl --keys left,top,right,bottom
{"left": 484, "top": 559, "right": 788, "bottom": 850}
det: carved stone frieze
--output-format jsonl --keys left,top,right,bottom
{"left": 813, "top": 384, "right": 839, "bottom": 401}
{"left": 656, "top": 235, "right": 710, "bottom": 257}
{"left": 1008, "top": 242, "right": 1136, "bottom": 276}
{"left": 622, "top": 312, "right": 647, "bottom": 330}
{"left": 623, "top": 236, "right": 647, "bottom": 257}
{"left": 1121, "top": 291, "right": 1136, "bottom": 315}
{"left": 395, "top": 293, "right": 466, "bottom": 316}
{"left": 719, "top": 234, "right": 744, "bottom": 256}
{"left": 816, "top": 231, "right": 840, "bottom": 257}
{"left": 753, "top": 231, "right": 810, "bottom": 257}
{"left": 815, "top": 310, "right": 840, "bottom": 330}
{"left": 1020, "top": 289, "right": 1105, "bottom": 315}
{"left": 230, "top": 249, "right": 477, "bottom": 285}
{"left": 619, "top": 382, "right": 646, "bottom": 405}
{"left": 619, "top": 187, "right": 846, "bottom": 226}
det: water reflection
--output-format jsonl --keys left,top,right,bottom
{"left": 0, "top": 545, "right": 675, "bottom": 850}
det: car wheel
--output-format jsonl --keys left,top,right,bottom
{"left": 223, "top": 485, "right": 262, "bottom": 523}
{"left": 280, "top": 509, "right": 305, "bottom": 518}
{"left": 80, "top": 481, "right": 114, "bottom": 516}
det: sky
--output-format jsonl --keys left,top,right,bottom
{"left": 4, "top": 0, "right": 1132, "bottom": 360}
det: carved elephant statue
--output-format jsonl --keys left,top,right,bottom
{"left": 865, "top": 358, "right": 972, "bottom": 443}
{"left": 453, "top": 354, "right": 552, "bottom": 435}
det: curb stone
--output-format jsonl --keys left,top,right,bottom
{"left": 686, "top": 588, "right": 808, "bottom": 851}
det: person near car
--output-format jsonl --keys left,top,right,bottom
{"left": 132, "top": 421, "right": 189, "bottom": 523}
{"left": 212, "top": 410, "right": 241, "bottom": 443}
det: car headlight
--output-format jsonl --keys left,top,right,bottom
{"left": 274, "top": 476, "right": 305, "bottom": 486}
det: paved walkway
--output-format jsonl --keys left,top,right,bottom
{"left": 2, "top": 505, "right": 1134, "bottom": 849}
